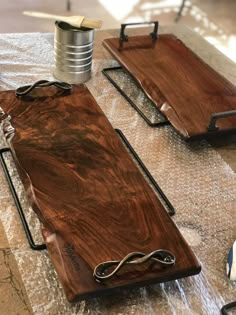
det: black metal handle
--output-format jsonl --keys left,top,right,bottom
{"left": 208, "top": 110, "right": 236, "bottom": 132}
{"left": 16, "top": 80, "right": 72, "bottom": 97}
{"left": 120, "top": 21, "right": 159, "bottom": 43}
{"left": 221, "top": 301, "right": 236, "bottom": 315}
{"left": 94, "top": 249, "right": 175, "bottom": 282}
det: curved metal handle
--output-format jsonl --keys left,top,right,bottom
{"left": 120, "top": 21, "right": 159, "bottom": 43}
{"left": 221, "top": 301, "right": 236, "bottom": 315}
{"left": 15, "top": 80, "right": 72, "bottom": 97}
{"left": 94, "top": 249, "right": 175, "bottom": 282}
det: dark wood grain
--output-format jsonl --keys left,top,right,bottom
{"left": 103, "top": 34, "right": 236, "bottom": 139}
{"left": 0, "top": 85, "right": 200, "bottom": 301}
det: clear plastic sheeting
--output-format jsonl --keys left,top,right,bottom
{"left": 0, "top": 26, "right": 235, "bottom": 314}
{"left": 103, "top": 67, "right": 166, "bottom": 124}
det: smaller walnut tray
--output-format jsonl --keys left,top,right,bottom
{"left": 103, "top": 33, "right": 236, "bottom": 139}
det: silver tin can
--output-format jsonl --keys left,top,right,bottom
{"left": 53, "top": 21, "right": 94, "bottom": 84}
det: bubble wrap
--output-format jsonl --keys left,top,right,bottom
{"left": 103, "top": 67, "right": 166, "bottom": 124}
{"left": 0, "top": 26, "right": 235, "bottom": 314}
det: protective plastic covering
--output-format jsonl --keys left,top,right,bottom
{"left": 0, "top": 26, "right": 235, "bottom": 314}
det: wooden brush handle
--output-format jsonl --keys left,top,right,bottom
{"left": 23, "top": 11, "right": 102, "bottom": 29}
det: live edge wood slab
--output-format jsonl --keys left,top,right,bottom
{"left": 0, "top": 85, "right": 200, "bottom": 301}
{"left": 103, "top": 34, "right": 236, "bottom": 139}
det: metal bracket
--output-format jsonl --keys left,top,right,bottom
{"left": 208, "top": 110, "right": 236, "bottom": 132}
{"left": 116, "top": 129, "right": 175, "bottom": 216}
{"left": 103, "top": 66, "right": 170, "bottom": 128}
{"left": 221, "top": 301, "right": 236, "bottom": 315}
{"left": 0, "top": 147, "right": 46, "bottom": 251}
{"left": 119, "top": 21, "right": 159, "bottom": 47}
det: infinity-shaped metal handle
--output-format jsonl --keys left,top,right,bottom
{"left": 15, "top": 80, "right": 72, "bottom": 97}
{"left": 94, "top": 249, "right": 175, "bottom": 282}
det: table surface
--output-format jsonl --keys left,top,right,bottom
{"left": 0, "top": 25, "right": 235, "bottom": 315}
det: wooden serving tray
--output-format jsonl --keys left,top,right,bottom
{"left": 0, "top": 84, "right": 200, "bottom": 301}
{"left": 103, "top": 33, "right": 236, "bottom": 139}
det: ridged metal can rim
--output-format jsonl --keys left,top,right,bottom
{"left": 55, "top": 66, "right": 92, "bottom": 72}
{"left": 54, "top": 47, "right": 93, "bottom": 56}
{"left": 55, "top": 62, "right": 92, "bottom": 70}
{"left": 54, "top": 39, "right": 93, "bottom": 50}
{"left": 55, "top": 59, "right": 92, "bottom": 66}
{"left": 54, "top": 68, "right": 91, "bottom": 74}
{"left": 54, "top": 55, "right": 92, "bottom": 63}
{"left": 54, "top": 60, "right": 92, "bottom": 67}
{"left": 55, "top": 21, "right": 93, "bottom": 33}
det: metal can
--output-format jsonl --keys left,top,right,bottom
{"left": 53, "top": 21, "right": 94, "bottom": 84}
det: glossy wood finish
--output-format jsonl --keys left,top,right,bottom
{"left": 103, "top": 34, "right": 236, "bottom": 139}
{"left": 0, "top": 85, "right": 200, "bottom": 301}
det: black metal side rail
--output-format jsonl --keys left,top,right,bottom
{"left": 103, "top": 66, "right": 170, "bottom": 128}
{"left": 0, "top": 147, "right": 46, "bottom": 251}
{"left": 116, "top": 129, "right": 175, "bottom": 216}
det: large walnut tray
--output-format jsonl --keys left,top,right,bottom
{"left": 0, "top": 85, "right": 200, "bottom": 301}
{"left": 103, "top": 34, "right": 236, "bottom": 139}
